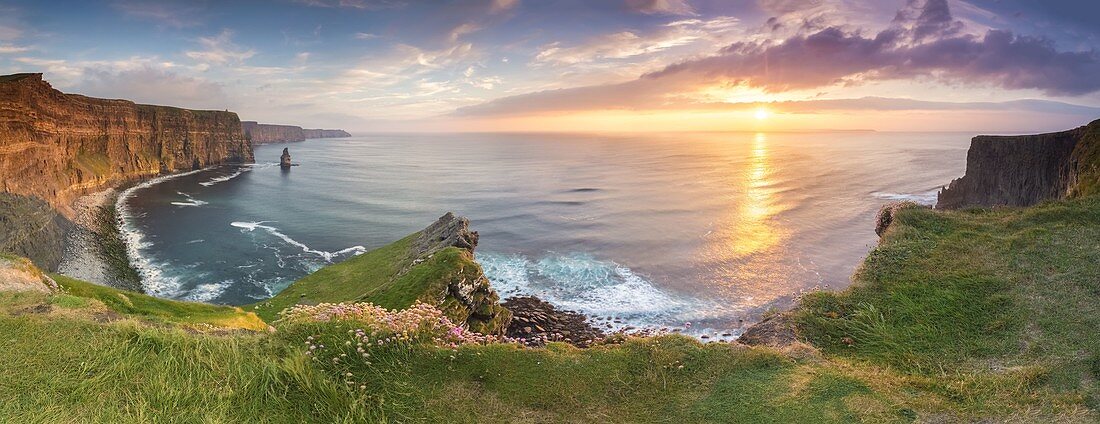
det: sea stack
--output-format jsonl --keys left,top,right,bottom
{"left": 280, "top": 148, "right": 292, "bottom": 168}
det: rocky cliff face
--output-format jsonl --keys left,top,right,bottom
{"left": 302, "top": 128, "right": 352, "bottom": 139}
{"left": 0, "top": 73, "right": 254, "bottom": 216}
{"left": 0, "top": 73, "right": 253, "bottom": 268}
{"left": 242, "top": 121, "right": 351, "bottom": 144}
{"left": 937, "top": 119, "right": 1100, "bottom": 209}
{"left": 412, "top": 212, "right": 511, "bottom": 334}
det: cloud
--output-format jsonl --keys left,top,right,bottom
{"left": 457, "top": 0, "right": 1100, "bottom": 117}
{"left": 74, "top": 67, "right": 230, "bottom": 109}
{"left": 185, "top": 30, "right": 256, "bottom": 65}
{"left": 625, "top": 0, "right": 696, "bottom": 16}
{"left": 0, "top": 43, "right": 31, "bottom": 54}
{"left": 489, "top": 0, "right": 519, "bottom": 14}
{"left": 295, "top": 0, "right": 405, "bottom": 9}
{"left": 756, "top": 0, "right": 824, "bottom": 15}
{"left": 709, "top": 97, "right": 1100, "bottom": 115}
{"left": 534, "top": 17, "right": 738, "bottom": 66}
{"left": 112, "top": 0, "right": 203, "bottom": 28}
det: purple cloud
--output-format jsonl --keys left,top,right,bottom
{"left": 458, "top": 0, "right": 1100, "bottom": 117}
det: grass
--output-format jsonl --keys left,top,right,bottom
{"left": 253, "top": 233, "right": 508, "bottom": 334}
{"left": 252, "top": 233, "right": 417, "bottom": 321}
{"left": 1, "top": 194, "right": 1099, "bottom": 421}
{"left": 795, "top": 196, "right": 1100, "bottom": 417}
{"left": 50, "top": 273, "right": 268, "bottom": 331}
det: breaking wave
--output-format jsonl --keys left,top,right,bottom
{"left": 230, "top": 221, "right": 367, "bottom": 261}
{"left": 116, "top": 168, "right": 210, "bottom": 297}
{"left": 477, "top": 252, "right": 748, "bottom": 339}
{"left": 199, "top": 162, "right": 279, "bottom": 187}
{"left": 184, "top": 280, "right": 233, "bottom": 302}
{"left": 171, "top": 191, "right": 208, "bottom": 207}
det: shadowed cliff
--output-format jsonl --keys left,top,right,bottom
{"left": 937, "top": 119, "right": 1100, "bottom": 209}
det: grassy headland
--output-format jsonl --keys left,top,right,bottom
{"left": 0, "top": 195, "right": 1098, "bottom": 421}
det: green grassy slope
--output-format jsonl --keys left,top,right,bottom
{"left": 253, "top": 233, "right": 418, "bottom": 321}
{"left": 253, "top": 232, "right": 508, "bottom": 334}
{"left": 1, "top": 195, "right": 1099, "bottom": 421}
{"left": 796, "top": 196, "right": 1100, "bottom": 415}
{"left": 50, "top": 273, "right": 269, "bottom": 331}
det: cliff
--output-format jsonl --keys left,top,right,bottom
{"left": 302, "top": 128, "right": 352, "bottom": 139}
{"left": 937, "top": 119, "right": 1100, "bottom": 209}
{"left": 242, "top": 121, "right": 351, "bottom": 144}
{"left": 0, "top": 73, "right": 254, "bottom": 268}
{"left": 253, "top": 213, "right": 512, "bottom": 335}
{"left": 0, "top": 73, "right": 254, "bottom": 215}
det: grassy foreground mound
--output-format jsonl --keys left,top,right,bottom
{"left": 0, "top": 197, "right": 1098, "bottom": 421}
{"left": 254, "top": 213, "right": 511, "bottom": 334}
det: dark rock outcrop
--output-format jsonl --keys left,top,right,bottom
{"left": 503, "top": 296, "right": 605, "bottom": 347}
{"left": 412, "top": 213, "right": 511, "bottom": 335}
{"left": 280, "top": 148, "right": 292, "bottom": 168}
{"left": 0, "top": 193, "right": 71, "bottom": 270}
{"left": 937, "top": 119, "right": 1100, "bottom": 209}
{"left": 739, "top": 313, "right": 799, "bottom": 348}
{"left": 414, "top": 212, "right": 480, "bottom": 255}
{"left": 242, "top": 121, "right": 351, "bottom": 145}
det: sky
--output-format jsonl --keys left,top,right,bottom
{"left": 1, "top": 0, "right": 1099, "bottom": 133}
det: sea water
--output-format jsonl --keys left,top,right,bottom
{"left": 118, "top": 132, "right": 968, "bottom": 337}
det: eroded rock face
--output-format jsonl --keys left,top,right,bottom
{"left": 0, "top": 73, "right": 254, "bottom": 218}
{"left": 280, "top": 148, "right": 292, "bottom": 168}
{"left": 0, "top": 254, "right": 58, "bottom": 293}
{"left": 242, "top": 121, "right": 305, "bottom": 144}
{"left": 0, "top": 193, "right": 70, "bottom": 271}
{"left": 738, "top": 313, "right": 799, "bottom": 348}
{"left": 414, "top": 212, "right": 480, "bottom": 255}
{"left": 242, "top": 121, "right": 351, "bottom": 145}
{"left": 937, "top": 119, "right": 1100, "bottom": 209}
{"left": 413, "top": 213, "right": 510, "bottom": 335}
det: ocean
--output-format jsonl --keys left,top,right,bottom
{"left": 118, "top": 131, "right": 969, "bottom": 338}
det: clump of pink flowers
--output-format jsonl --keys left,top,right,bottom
{"left": 281, "top": 301, "right": 499, "bottom": 347}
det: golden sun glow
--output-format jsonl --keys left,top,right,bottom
{"left": 754, "top": 107, "right": 770, "bottom": 120}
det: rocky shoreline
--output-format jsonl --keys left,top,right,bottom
{"left": 57, "top": 189, "right": 142, "bottom": 292}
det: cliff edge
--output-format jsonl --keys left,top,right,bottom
{"left": 254, "top": 213, "right": 512, "bottom": 335}
{"left": 937, "top": 119, "right": 1100, "bottom": 209}
{"left": 0, "top": 73, "right": 254, "bottom": 268}
{"left": 242, "top": 121, "right": 351, "bottom": 144}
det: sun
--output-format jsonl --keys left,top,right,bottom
{"left": 754, "top": 107, "right": 770, "bottom": 120}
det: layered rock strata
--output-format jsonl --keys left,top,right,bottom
{"left": 0, "top": 73, "right": 254, "bottom": 268}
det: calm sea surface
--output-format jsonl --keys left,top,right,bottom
{"left": 119, "top": 132, "right": 968, "bottom": 337}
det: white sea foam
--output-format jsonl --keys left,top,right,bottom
{"left": 185, "top": 280, "right": 233, "bottom": 302}
{"left": 199, "top": 168, "right": 246, "bottom": 186}
{"left": 477, "top": 252, "right": 747, "bottom": 339}
{"left": 171, "top": 191, "right": 209, "bottom": 207}
{"left": 197, "top": 163, "right": 277, "bottom": 187}
{"left": 230, "top": 221, "right": 367, "bottom": 261}
{"left": 116, "top": 168, "right": 210, "bottom": 297}
{"left": 871, "top": 189, "right": 939, "bottom": 206}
